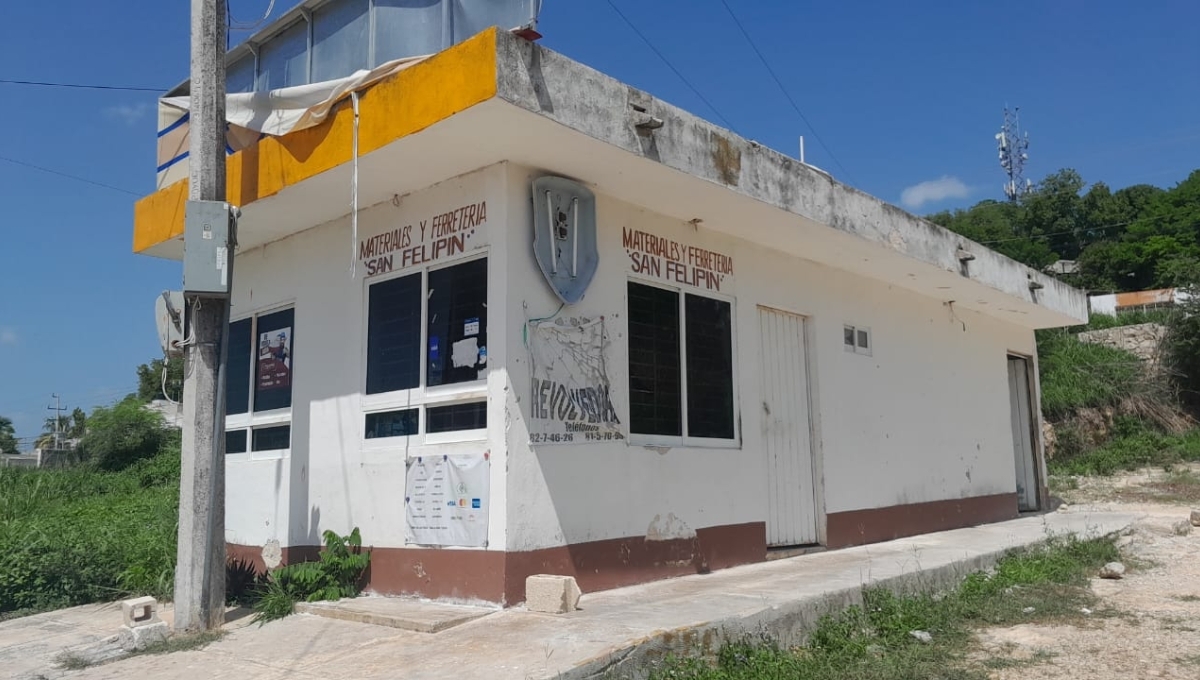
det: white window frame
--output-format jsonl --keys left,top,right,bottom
{"left": 843, "top": 324, "right": 872, "bottom": 356}
{"left": 360, "top": 251, "right": 489, "bottom": 447}
{"left": 225, "top": 301, "right": 296, "bottom": 461}
{"left": 626, "top": 276, "right": 741, "bottom": 450}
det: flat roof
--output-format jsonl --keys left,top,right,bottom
{"left": 133, "top": 28, "right": 1087, "bottom": 328}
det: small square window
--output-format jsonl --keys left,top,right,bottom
{"left": 845, "top": 325, "right": 872, "bottom": 356}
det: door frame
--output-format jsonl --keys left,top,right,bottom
{"left": 757, "top": 304, "right": 827, "bottom": 546}
{"left": 1007, "top": 351, "right": 1046, "bottom": 512}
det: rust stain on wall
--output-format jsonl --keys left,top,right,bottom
{"left": 711, "top": 132, "right": 741, "bottom": 186}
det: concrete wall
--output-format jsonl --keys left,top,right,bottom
{"left": 500, "top": 163, "right": 1035, "bottom": 552}
{"left": 224, "top": 164, "right": 512, "bottom": 553}
{"left": 225, "top": 158, "right": 1039, "bottom": 558}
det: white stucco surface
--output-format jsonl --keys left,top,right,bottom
{"left": 224, "top": 159, "right": 1045, "bottom": 558}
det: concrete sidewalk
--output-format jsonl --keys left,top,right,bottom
{"left": 12, "top": 510, "right": 1135, "bottom": 680}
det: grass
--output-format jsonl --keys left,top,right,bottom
{"left": 1078, "top": 310, "right": 1176, "bottom": 332}
{"left": 1036, "top": 330, "right": 1152, "bottom": 421}
{"left": 643, "top": 536, "right": 1119, "bottom": 680}
{"left": 1172, "top": 594, "right": 1200, "bottom": 602}
{"left": 981, "top": 649, "right": 1057, "bottom": 669}
{"left": 55, "top": 652, "right": 94, "bottom": 670}
{"left": 1048, "top": 419, "right": 1200, "bottom": 476}
{"left": 0, "top": 442, "right": 180, "bottom": 616}
{"left": 132, "top": 630, "right": 224, "bottom": 657}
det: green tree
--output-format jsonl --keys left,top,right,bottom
{"left": 0, "top": 416, "right": 18, "bottom": 455}
{"left": 136, "top": 358, "right": 184, "bottom": 403}
{"left": 78, "top": 397, "right": 168, "bottom": 471}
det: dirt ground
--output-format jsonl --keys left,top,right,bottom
{"left": 975, "top": 464, "right": 1200, "bottom": 679}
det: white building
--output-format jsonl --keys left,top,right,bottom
{"left": 133, "top": 25, "right": 1087, "bottom": 605}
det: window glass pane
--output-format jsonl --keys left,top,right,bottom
{"left": 427, "top": 402, "right": 486, "bottom": 433}
{"left": 312, "top": 0, "right": 369, "bottom": 83}
{"left": 627, "top": 282, "right": 682, "bottom": 436}
{"left": 453, "top": 0, "right": 528, "bottom": 40}
{"left": 256, "top": 19, "right": 308, "bottom": 90}
{"left": 366, "top": 273, "right": 422, "bottom": 394}
{"left": 254, "top": 308, "right": 295, "bottom": 412}
{"left": 226, "top": 55, "right": 255, "bottom": 94}
{"left": 225, "top": 429, "right": 248, "bottom": 454}
{"left": 843, "top": 326, "right": 855, "bottom": 348}
{"left": 252, "top": 425, "right": 291, "bottom": 451}
{"left": 685, "top": 294, "right": 734, "bottom": 439}
{"left": 374, "top": 0, "right": 442, "bottom": 65}
{"left": 226, "top": 318, "right": 253, "bottom": 415}
{"left": 365, "top": 409, "right": 419, "bottom": 439}
{"left": 856, "top": 330, "right": 870, "bottom": 350}
{"left": 427, "top": 258, "right": 487, "bottom": 386}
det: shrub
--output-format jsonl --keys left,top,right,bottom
{"left": 1036, "top": 330, "right": 1149, "bottom": 420}
{"left": 252, "top": 528, "right": 370, "bottom": 623}
{"left": 79, "top": 397, "right": 170, "bottom": 471}
{"left": 0, "top": 448, "right": 179, "bottom": 614}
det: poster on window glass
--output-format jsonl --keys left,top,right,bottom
{"left": 256, "top": 326, "right": 292, "bottom": 391}
{"left": 405, "top": 453, "right": 490, "bottom": 547}
{"left": 527, "top": 316, "right": 624, "bottom": 445}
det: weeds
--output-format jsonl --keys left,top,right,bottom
{"left": 0, "top": 443, "right": 180, "bottom": 615}
{"left": 132, "top": 630, "right": 224, "bottom": 657}
{"left": 55, "top": 652, "right": 93, "bottom": 671}
{"left": 1048, "top": 419, "right": 1200, "bottom": 476}
{"left": 251, "top": 528, "right": 370, "bottom": 624}
{"left": 645, "top": 536, "right": 1117, "bottom": 680}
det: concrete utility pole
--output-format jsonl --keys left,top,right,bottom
{"left": 175, "top": 0, "right": 229, "bottom": 632}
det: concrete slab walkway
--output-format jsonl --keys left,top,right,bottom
{"left": 8, "top": 510, "right": 1135, "bottom": 680}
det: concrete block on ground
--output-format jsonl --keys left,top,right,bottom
{"left": 117, "top": 621, "right": 169, "bottom": 651}
{"left": 526, "top": 575, "right": 582, "bottom": 614}
{"left": 121, "top": 596, "right": 161, "bottom": 628}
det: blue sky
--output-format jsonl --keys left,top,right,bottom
{"left": 0, "top": 0, "right": 1197, "bottom": 442}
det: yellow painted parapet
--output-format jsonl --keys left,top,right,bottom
{"left": 133, "top": 28, "right": 499, "bottom": 254}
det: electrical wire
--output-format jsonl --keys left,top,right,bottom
{"left": 229, "top": 0, "right": 277, "bottom": 31}
{"left": 0, "top": 78, "right": 165, "bottom": 93}
{"left": 602, "top": 0, "right": 737, "bottom": 133}
{"left": 715, "top": 0, "right": 854, "bottom": 183}
{"left": 0, "top": 153, "right": 142, "bottom": 196}
{"left": 977, "top": 211, "right": 1193, "bottom": 246}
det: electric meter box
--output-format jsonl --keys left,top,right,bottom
{"left": 183, "top": 200, "right": 235, "bottom": 297}
{"left": 155, "top": 291, "right": 186, "bottom": 357}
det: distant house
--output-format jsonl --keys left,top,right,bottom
{"left": 131, "top": 13, "right": 1086, "bottom": 605}
{"left": 145, "top": 400, "right": 183, "bottom": 429}
{"left": 1089, "top": 288, "right": 1191, "bottom": 316}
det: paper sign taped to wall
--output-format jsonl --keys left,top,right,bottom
{"left": 528, "top": 316, "right": 623, "bottom": 444}
{"left": 405, "top": 453, "right": 490, "bottom": 547}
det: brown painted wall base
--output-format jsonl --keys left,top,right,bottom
{"left": 226, "top": 493, "right": 1020, "bottom": 605}
{"left": 227, "top": 522, "right": 765, "bottom": 606}
{"left": 825, "top": 492, "right": 1018, "bottom": 549}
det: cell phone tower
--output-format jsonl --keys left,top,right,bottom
{"left": 996, "top": 107, "right": 1031, "bottom": 201}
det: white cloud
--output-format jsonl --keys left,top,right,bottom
{"left": 900, "top": 176, "right": 971, "bottom": 210}
{"left": 0, "top": 328, "right": 16, "bottom": 346}
{"left": 104, "top": 102, "right": 151, "bottom": 126}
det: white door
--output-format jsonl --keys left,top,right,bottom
{"left": 759, "top": 307, "right": 819, "bottom": 546}
{"left": 1007, "top": 356, "right": 1040, "bottom": 512}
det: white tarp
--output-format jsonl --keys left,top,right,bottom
{"left": 528, "top": 316, "right": 623, "bottom": 445}
{"left": 161, "top": 54, "right": 428, "bottom": 138}
{"left": 405, "top": 453, "right": 490, "bottom": 547}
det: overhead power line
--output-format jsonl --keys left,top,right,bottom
{"left": 0, "top": 154, "right": 142, "bottom": 196}
{"left": 977, "top": 211, "right": 1192, "bottom": 246}
{"left": 602, "top": 0, "right": 737, "bottom": 133}
{"left": 715, "top": 0, "right": 854, "bottom": 184}
{"left": 0, "top": 78, "right": 165, "bottom": 93}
